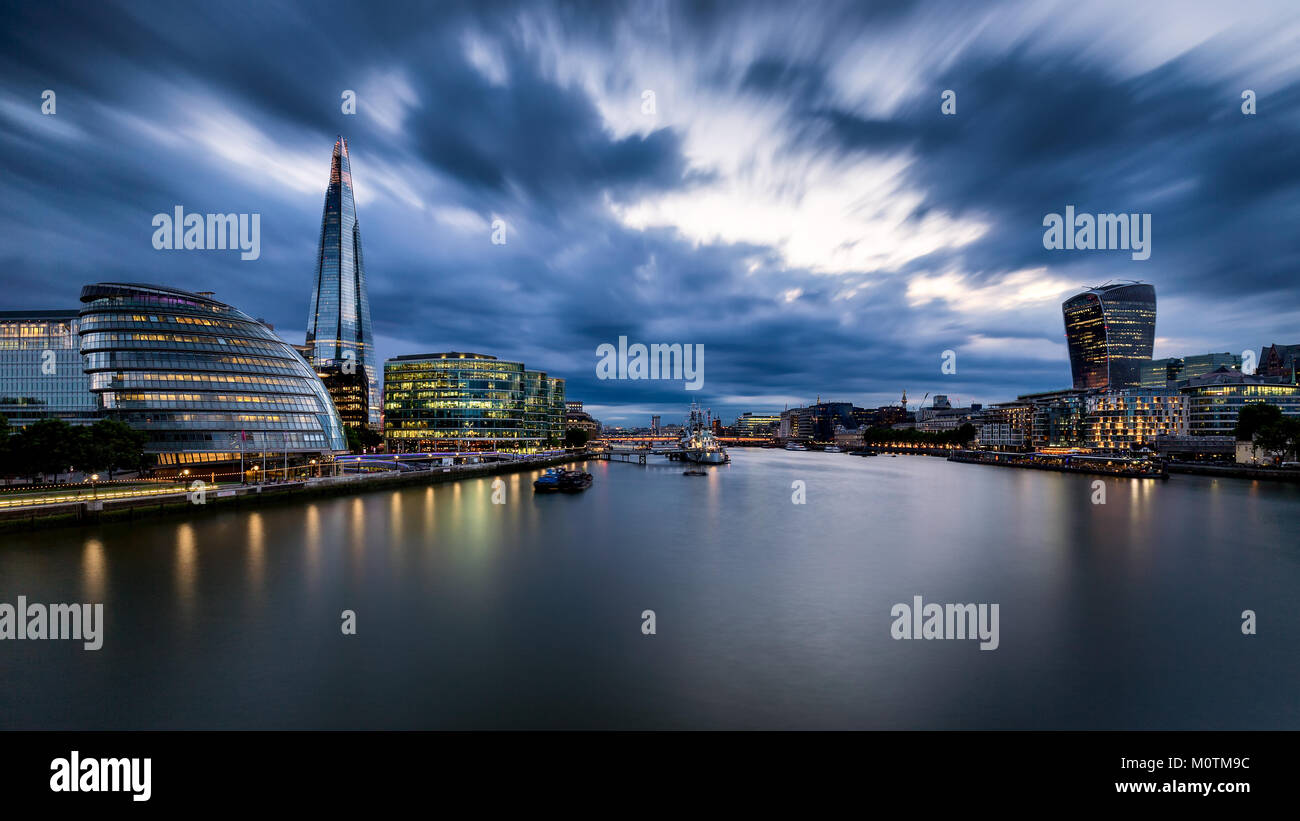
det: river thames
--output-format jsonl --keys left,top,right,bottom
{"left": 2, "top": 449, "right": 1298, "bottom": 729}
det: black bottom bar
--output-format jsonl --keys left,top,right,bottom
{"left": 1, "top": 731, "right": 1286, "bottom": 808}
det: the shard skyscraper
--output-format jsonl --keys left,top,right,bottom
{"left": 306, "top": 137, "right": 380, "bottom": 430}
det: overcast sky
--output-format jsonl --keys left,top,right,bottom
{"left": 3, "top": 0, "right": 1298, "bottom": 424}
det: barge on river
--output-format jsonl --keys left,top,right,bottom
{"left": 947, "top": 450, "right": 1168, "bottom": 479}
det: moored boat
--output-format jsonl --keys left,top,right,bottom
{"left": 559, "top": 470, "right": 593, "bottom": 492}
{"left": 533, "top": 468, "right": 563, "bottom": 492}
{"left": 947, "top": 449, "right": 1168, "bottom": 479}
{"left": 534, "top": 468, "right": 593, "bottom": 493}
{"left": 679, "top": 402, "right": 730, "bottom": 464}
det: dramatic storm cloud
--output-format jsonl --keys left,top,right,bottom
{"left": 2, "top": 0, "right": 1298, "bottom": 424}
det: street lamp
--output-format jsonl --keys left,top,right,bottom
{"left": 251, "top": 464, "right": 260, "bottom": 484}
{"left": 90, "top": 473, "right": 99, "bottom": 500}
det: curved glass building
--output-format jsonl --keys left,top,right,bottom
{"left": 78, "top": 283, "right": 347, "bottom": 475}
{"left": 1062, "top": 282, "right": 1156, "bottom": 390}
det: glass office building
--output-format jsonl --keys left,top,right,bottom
{"left": 0, "top": 310, "right": 99, "bottom": 428}
{"left": 305, "top": 137, "right": 380, "bottom": 430}
{"left": 734, "top": 412, "right": 780, "bottom": 437}
{"left": 384, "top": 352, "right": 565, "bottom": 452}
{"left": 1178, "top": 370, "right": 1300, "bottom": 436}
{"left": 1062, "top": 282, "right": 1156, "bottom": 390}
{"left": 1139, "top": 352, "right": 1240, "bottom": 388}
{"left": 1139, "top": 357, "right": 1182, "bottom": 388}
{"left": 79, "top": 283, "right": 347, "bottom": 473}
{"left": 545, "top": 375, "right": 566, "bottom": 445}
{"left": 316, "top": 365, "right": 369, "bottom": 429}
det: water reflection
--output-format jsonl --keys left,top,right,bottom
{"left": 349, "top": 497, "right": 365, "bottom": 578}
{"left": 423, "top": 486, "right": 435, "bottom": 542}
{"left": 174, "top": 523, "right": 197, "bottom": 616}
{"left": 81, "top": 538, "right": 105, "bottom": 600}
{"left": 247, "top": 512, "right": 265, "bottom": 591}
{"left": 6, "top": 450, "right": 1300, "bottom": 730}
{"left": 304, "top": 503, "right": 321, "bottom": 586}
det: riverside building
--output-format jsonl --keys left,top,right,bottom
{"left": 383, "top": 352, "right": 565, "bottom": 452}
{"left": 1085, "top": 389, "right": 1187, "bottom": 452}
{"left": 78, "top": 283, "right": 347, "bottom": 476}
{"left": 565, "top": 400, "right": 601, "bottom": 437}
{"left": 974, "top": 403, "right": 1033, "bottom": 451}
{"left": 733, "top": 412, "right": 780, "bottom": 437}
{"left": 1178, "top": 369, "right": 1300, "bottom": 436}
{"left": 1023, "top": 390, "right": 1090, "bottom": 451}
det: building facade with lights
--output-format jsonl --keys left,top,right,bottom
{"left": 1177, "top": 369, "right": 1300, "bottom": 437}
{"left": 78, "top": 283, "right": 347, "bottom": 475}
{"left": 1062, "top": 282, "right": 1156, "bottom": 390}
{"left": 304, "top": 137, "right": 381, "bottom": 430}
{"left": 565, "top": 400, "right": 601, "bottom": 437}
{"left": 1139, "top": 352, "right": 1240, "bottom": 388}
{"left": 975, "top": 402, "right": 1033, "bottom": 450}
{"left": 1019, "top": 389, "right": 1090, "bottom": 450}
{"left": 383, "top": 352, "right": 565, "bottom": 452}
{"left": 1085, "top": 389, "right": 1187, "bottom": 451}
{"left": 0, "top": 310, "right": 99, "bottom": 428}
{"left": 733, "top": 412, "right": 780, "bottom": 437}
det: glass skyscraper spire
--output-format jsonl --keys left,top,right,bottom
{"left": 306, "top": 137, "right": 380, "bottom": 429}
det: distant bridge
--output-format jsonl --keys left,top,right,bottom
{"left": 597, "top": 436, "right": 770, "bottom": 445}
{"left": 340, "top": 450, "right": 570, "bottom": 472}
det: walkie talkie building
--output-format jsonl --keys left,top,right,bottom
{"left": 1062, "top": 282, "right": 1156, "bottom": 390}
{"left": 305, "top": 137, "right": 381, "bottom": 430}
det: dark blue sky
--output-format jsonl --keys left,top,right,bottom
{"left": 2, "top": 0, "right": 1298, "bottom": 425}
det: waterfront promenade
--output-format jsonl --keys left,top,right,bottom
{"left": 0, "top": 451, "right": 583, "bottom": 531}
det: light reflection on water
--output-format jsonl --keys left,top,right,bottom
{"left": 247, "top": 512, "right": 264, "bottom": 592}
{"left": 1, "top": 452, "right": 1299, "bottom": 730}
{"left": 81, "top": 538, "right": 105, "bottom": 602}
{"left": 174, "top": 522, "right": 197, "bottom": 617}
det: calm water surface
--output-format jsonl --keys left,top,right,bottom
{"left": 2, "top": 450, "right": 1298, "bottom": 729}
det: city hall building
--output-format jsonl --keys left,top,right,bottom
{"left": 78, "top": 282, "right": 347, "bottom": 476}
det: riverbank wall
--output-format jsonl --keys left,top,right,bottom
{"left": 0, "top": 453, "right": 588, "bottom": 533}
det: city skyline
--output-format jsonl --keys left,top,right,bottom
{"left": 3, "top": 1, "right": 1299, "bottom": 424}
